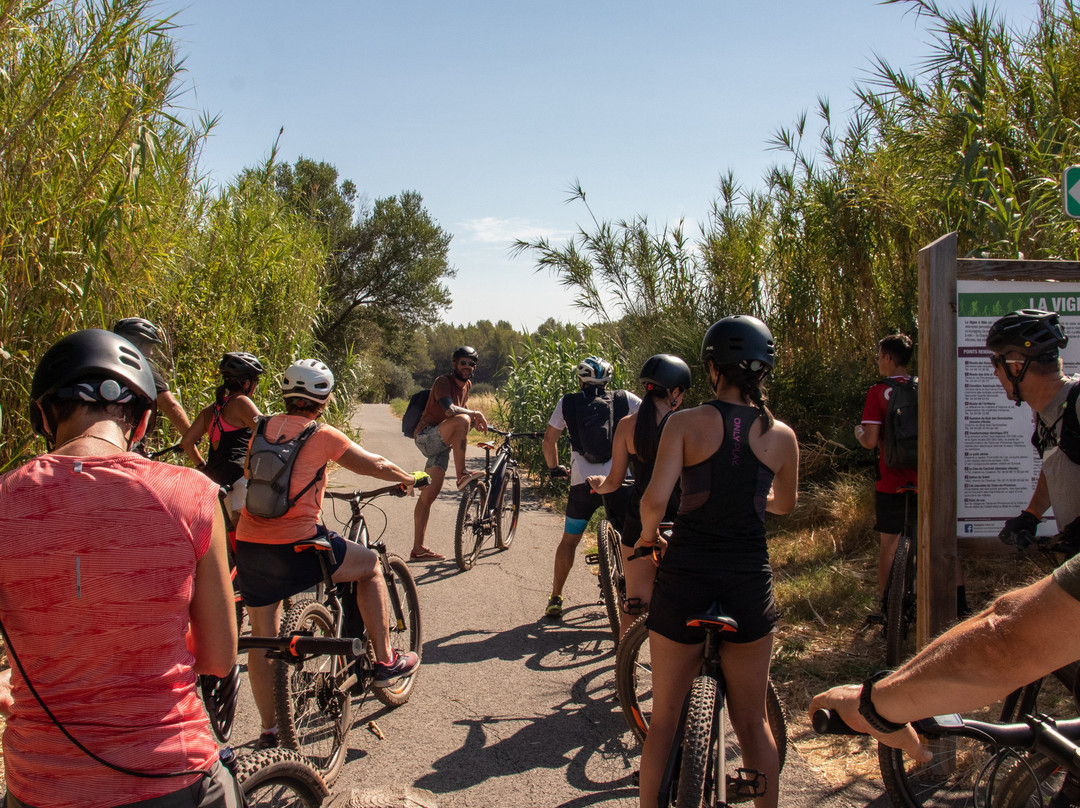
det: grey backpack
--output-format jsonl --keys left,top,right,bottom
{"left": 245, "top": 418, "right": 324, "bottom": 518}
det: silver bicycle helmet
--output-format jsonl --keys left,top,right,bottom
{"left": 280, "top": 359, "right": 334, "bottom": 402}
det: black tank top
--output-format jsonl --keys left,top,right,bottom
{"left": 670, "top": 400, "right": 775, "bottom": 568}
{"left": 203, "top": 399, "right": 252, "bottom": 487}
{"left": 628, "top": 410, "right": 680, "bottom": 520}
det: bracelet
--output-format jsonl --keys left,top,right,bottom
{"left": 858, "top": 671, "right": 906, "bottom": 734}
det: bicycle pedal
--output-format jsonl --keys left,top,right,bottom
{"left": 728, "top": 769, "right": 767, "bottom": 798}
{"left": 584, "top": 553, "right": 600, "bottom": 565}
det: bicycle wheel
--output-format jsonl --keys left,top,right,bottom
{"left": 233, "top": 748, "right": 330, "bottom": 808}
{"left": 885, "top": 533, "right": 916, "bottom": 667}
{"left": 879, "top": 733, "right": 998, "bottom": 807}
{"left": 495, "top": 469, "right": 520, "bottom": 550}
{"left": 454, "top": 481, "right": 488, "bottom": 572}
{"left": 615, "top": 614, "right": 651, "bottom": 743}
{"left": 372, "top": 553, "right": 422, "bottom": 707}
{"left": 274, "top": 600, "right": 351, "bottom": 784}
{"left": 596, "top": 519, "right": 623, "bottom": 641}
{"left": 993, "top": 753, "right": 1064, "bottom": 807}
{"left": 673, "top": 676, "right": 720, "bottom": 808}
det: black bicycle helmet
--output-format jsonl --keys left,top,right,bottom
{"left": 30, "top": 329, "right": 156, "bottom": 438}
{"left": 112, "top": 317, "right": 163, "bottom": 346}
{"left": 986, "top": 309, "right": 1068, "bottom": 359}
{"left": 219, "top": 351, "right": 265, "bottom": 380}
{"left": 639, "top": 354, "right": 692, "bottom": 392}
{"left": 452, "top": 346, "right": 479, "bottom": 362}
{"left": 701, "top": 315, "right": 775, "bottom": 371}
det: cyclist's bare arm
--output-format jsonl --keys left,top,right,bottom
{"left": 587, "top": 413, "right": 635, "bottom": 495}
{"left": 180, "top": 407, "right": 212, "bottom": 466}
{"left": 811, "top": 573, "right": 1080, "bottom": 758}
{"left": 157, "top": 390, "right": 191, "bottom": 435}
{"left": 0, "top": 668, "right": 11, "bottom": 718}
{"left": 187, "top": 507, "right": 237, "bottom": 677}
{"left": 855, "top": 421, "right": 879, "bottom": 450}
{"left": 1024, "top": 470, "right": 1052, "bottom": 518}
{"left": 337, "top": 443, "right": 415, "bottom": 488}
{"left": 759, "top": 420, "right": 799, "bottom": 514}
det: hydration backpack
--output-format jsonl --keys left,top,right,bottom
{"left": 245, "top": 418, "right": 324, "bottom": 518}
{"left": 401, "top": 389, "right": 430, "bottom": 437}
{"left": 1032, "top": 383, "right": 1080, "bottom": 464}
{"left": 881, "top": 377, "right": 918, "bottom": 470}
{"left": 562, "top": 388, "right": 629, "bottom": 464}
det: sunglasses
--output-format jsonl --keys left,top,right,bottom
{"left": 458, "top": 360, "right": 477, "bottom": 368}
{"left": 990, "top": 355, "right": 1025, "bottom": 370}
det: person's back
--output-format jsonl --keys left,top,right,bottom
{"left": 0, "top": 328, "right": 235, "bottom": 808}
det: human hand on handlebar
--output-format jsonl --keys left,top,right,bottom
{"left": 586, "top": 474, "right": 604, "bottom": 493}
{"left": 400, "top": 471, "right": 431, "bottom": 496}
{"left": 809, "top": 684, "right": 930, "bottom": 763}
{"left": 1000, "top": 510, "right": 1041, "bottom": 546}
{"left": 548, "top": 465, "right": 569, "bottom": 479}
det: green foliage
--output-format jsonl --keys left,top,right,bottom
{"left": 413, "top": 320, "right": 527, "bottom": 389}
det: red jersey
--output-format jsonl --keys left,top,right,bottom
{"left": 0, "top": 454, "right": 220, "bottom": 807}
{"left": 862, "top": 376, "right": 918, "bottom": 493}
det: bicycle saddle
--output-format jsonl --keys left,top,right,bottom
{"left": 292, "top": 535, "right": 334, "bottom": 554}
{"left": 686, "top": 602, "right": 739, "bottom": 632}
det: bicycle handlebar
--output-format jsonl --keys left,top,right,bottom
{"left": 325, "top": 478, "right": 430, "bottom": 503}
{"left": 239, "top": 634, "right": 362, "bottom": 658}
{"left": 486, "top": 427, "right": 544, "bottom": 439}
{"left": 813, "top": 708, "right": 1080, "bottom": 748}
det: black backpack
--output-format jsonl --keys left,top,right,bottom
{"left": 1032, "top": 383, "right": 1080, "bottom": 464}
{"left": 245, "top": 418, "right": 324, "bottom": 518}
{"left": 562, "top": 388, "right": 629, "bottom": 464}
{"left": 402, "top": 389, "right": 430, "bottom": 437}
{"left": 881, "top": 377, "right": 918, "bottom": 470}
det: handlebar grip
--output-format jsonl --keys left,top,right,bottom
{"left": 289, "top": 636, "right": 363, "bottom": 658}
{"left": 812, "top": 709, "right": 861, "bottom": 735}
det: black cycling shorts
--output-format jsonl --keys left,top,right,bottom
{"left": 647, "top": 562, "right": 777, "bottom": 645}
{"left": 875, "top": 490, "right": 916, "bottom": 535}
{"left": 235, "top": 527, "right": 347, "bottom": 608}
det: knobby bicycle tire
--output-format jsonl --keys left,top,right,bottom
{"left": 234, "top": 748, "right": 330, "bottom": 808}
{"left": 674, "top": 676, "right": 720, "bottom": 808}
{"left": 994, "top": 752, "right": 1064, "bottom": 807}
{"left": 878, "top": 731, "right": 997, "bottom": 807}
{"left": 885, "top": 533, "right": 916, "bottom": 667}
{"left": 614, "top": 615, "right": 788, "bottom": 778}
{"left": 372, "top": 553, "right": 422, "bottom": 707}
{"left": 274, "top": 600, "right": 351, "bottom": 784}
{"left": 495, "top": 470, "right": 520, "bottom": 550}
{"left": 454, "top": 481, "right": 488, "bottom": 572}
{"left": 596, "top": 519, "right": 623, "bottom": 641}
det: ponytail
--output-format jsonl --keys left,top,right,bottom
{"left": 717, "top": 363, "right": 774, "bottom": 432}
{"left": 633, "top": 390, "right": 662, "bottom": 465}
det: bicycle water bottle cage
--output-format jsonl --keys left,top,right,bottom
{"left": 729, "top": 769, "right": 767, "bottom": 799}
{"left": 292, "top": 536, "right": 334, "bottom": 554}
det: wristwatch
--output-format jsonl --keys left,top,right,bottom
{"left": 858, "top": 671, "right": 906, "bottom": 734}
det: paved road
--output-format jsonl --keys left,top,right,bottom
{"left": 234, "top": 403, "right": 887, "bottom": 807}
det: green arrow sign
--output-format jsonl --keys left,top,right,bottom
{"left": 1065, "top": 166, "right": 1080, "bottom": 218}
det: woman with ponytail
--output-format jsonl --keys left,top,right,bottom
{"left": 586, "top": 354, "right": 691, "bottom": 638}
{"left": 182, "top": 352, "right": 265, "bottom": 524}
{"left": 635, "top": 316, "right": 799, "bottom": 808}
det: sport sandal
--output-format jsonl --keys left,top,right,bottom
{"left": 456, "top": 470, "right": 484, "bottom": 491}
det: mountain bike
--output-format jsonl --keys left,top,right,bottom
{"left": 885, "top": 485, "right": 918, "bottom": 666}
{"left": 815, "top": 708, "right": 1080, "bottom": 807}
{"left": 585, "top": 483, "right": 637, "bottom": 641}
{"left": 274, "top": 483, "right": 422, "bottom": 783}
{"left": 614, "top": 606, "right": 788, "bottom": 806}
{"left": 231, "top": 747, "right": 331, "bottom": 807}
{"left": 454, "top": 427, "right": 542, "bottom": 572}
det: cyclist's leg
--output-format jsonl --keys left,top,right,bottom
{"left": 412, "top": 462, "right": 447, "bottom": 557}
{"left": 436, "top": 413, "right": 473, "bottom": 484}
{"left": 246, "top": 602, "right": 284, "bottom": 732}
{"left": 875, "top": 490, "right": 906, "bottom": 596}
{"left": 331, "top": 540, "right": 394, "bottom": 663}
{"left": 721, "top": 634, "right": 779, "bottom": 808}
{"left": 621, "top": 547, "right": 654, "bottom": 632}
{"left": 638, "top": 631, "right": 702, "bottom": 808}
{"left": 551, "top": 484, "right": 602, "bottom": 598}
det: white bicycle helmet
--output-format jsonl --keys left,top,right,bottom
{"left": 280, "top": 359, "right": 335, "bottom": 402}
{"left": 576, "top": 356, "right": 612, "bottom": 386}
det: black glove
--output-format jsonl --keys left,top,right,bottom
{"left": 548, "top": 465, "right": 569, "bottom": 479}
{"left": 999, "top": 510, "right": 1041, "bottom": 546}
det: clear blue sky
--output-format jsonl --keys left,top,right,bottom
{"left": 161, "top": 0, "right": 1038, "bottom": 332}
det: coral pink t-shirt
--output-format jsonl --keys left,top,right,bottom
{"left": 236, "top": 415, "right": 352, "bottom": 544}
{"left": 0, "top": 453, "right": 220, "bottom": 807}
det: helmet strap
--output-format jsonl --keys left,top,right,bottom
{"left": 1003, "top": 358, "right": 1032, "bottom": 406}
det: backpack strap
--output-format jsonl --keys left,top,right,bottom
{"left": 244, "top": 416, "right": 269, "bottom": 476}
{"left": 614, "top": 389, "right": 629, "bottom": 423}
{"left": 562, "top": 394, "right": 584, "bottom": 455}
{"left": 284, "top": 422, "right": 325, "bottom": 510}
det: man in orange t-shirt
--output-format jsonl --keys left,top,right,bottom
{"left": 235, "top": 359, "right": 425, "bottom": 750}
